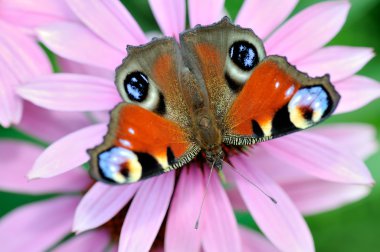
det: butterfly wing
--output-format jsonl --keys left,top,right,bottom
{"left": 90, "top": 38, "right": 200, "bottom": 184}
{"left": 115, "top": 37, "right": 192, "bottom": 128}
{"left": 180, "top": 18, "right": 339, "bottom": 146}
{"left": 89, "top": 104, "right": 199, "bottom": 184}
{"left": 223, "top": 56, "right": 340, "bottom": 145}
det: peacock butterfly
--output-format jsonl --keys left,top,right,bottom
{"left": 88, "top": 17, "right": 340, "bottom": 184}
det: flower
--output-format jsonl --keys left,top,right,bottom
{"left": 8, "top": 0, "right": 380, "bottom": 251}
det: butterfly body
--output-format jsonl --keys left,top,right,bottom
{"left": 89, "top": 17, "right": 340, "bottom": 184}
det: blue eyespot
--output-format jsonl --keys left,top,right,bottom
{"left": 97, "top": 146, "right": 142, "bottom": 184}
{"left": 124, "top": 71, "right": 149, "bottom": 102}
{"left": 288, "top": 86, "right": 331, "bottom": 129}
{"left": 229, "top": 41, "right": 258, "bottom": 71}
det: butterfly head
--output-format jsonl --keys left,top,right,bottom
{"left": 204, "top": 146, "right": 224, "bottom": 171}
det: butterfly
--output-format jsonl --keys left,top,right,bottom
{"left": 89, "top": 17, "right": 340, "bottom": 184}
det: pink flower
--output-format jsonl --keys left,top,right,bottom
{"left": 8, "top": 0, "right": 379, "bottom": 251}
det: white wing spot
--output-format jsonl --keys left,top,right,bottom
{"left": 285, "top": 85, "right": 295, "bottom": 97}
{"left": 120, "top": 139, "right": 132, "bottom": 147}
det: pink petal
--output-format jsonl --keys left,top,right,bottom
{"left": 236, "top": 0, "right": 298, "bottom": 39}
{"left": 310, "top": 124, "right": 378, "bottom": 160}
{"left": 296, "top": 46, "right": 374, "bottom": 82}
{"left": 252, "top": 123, "right": 378, "bottom": 185}
{"left": 261, "top": 131, "right": 374, "bottom": 185}
{"left": 58, "top": 57, "right": 114, "bottom": 79}
{"left": 119, "top": 173, "right": 175, "bottom": 252}
{"left": 334, "top": 75, "right": 380, "bottom": 114}
{"left": 66, "top": 0, "right": 146, "bottom": 51}
{"left": 0, "top": 141, "right": 91, "bottom": 194}
{"left": 0, "top": 62, "right": 23, "bottom": 127}
{"left": 54, "top": 229, "right": 110, "bottom": 252}
{"left": 28, "top": 123, "right": 107, "bottom": 179}
{"left": 201, "top": 170, "right": 242, "bottom": 252}
{"left": 18, "top": 74, "right": 121, "bottom": 111}
{"left": 0, "top": 196, "right": 79, "bottom": 252}
{"left": 17, "top": 101, "right": 91, "bottom": 142}
{"left": 227, "top": 186, "right": 247, "bottom": 212}
{"left": 265, "top": 1, "right": 350, "bottom": 62}
{"left": 0, "top": 22, "right": 51, "bottom": 80}
{"left": 256, "top": 123, "right": 378, "bottom": 183}
{"left": 229, "top": 157, "right": 314, "bottom": 252}
{"left": 37, "top": 22, "right": 123, "bottom": 70}
{"left": 250, "top": 146, "right": 310, "bottom": 184}
{"left": 149, "top": 0, "right": 185, "bottom": 38}
{"left": 282, "top": 178, "right": 370, "bottom": 216}
{"left": 74, "top": 182, "right": 140, "bottom": 233}
{"left": 240, "top": 227, "right": 280, "bottom": 252}
{"left": 0, "top": 21, "right": 51, "bottom": 127}
{"left": 165, "top": 165, "right": 203, "bottom": 252}
{"left": 188, "top": 0, "right": 225, "bottom": 27}
{"left": 0, "top": 0, "right": 76, "bottom": 31}
{"left": 252, "top": 149, "right": 371, "bottom": 216}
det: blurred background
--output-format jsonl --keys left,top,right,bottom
{"left": 1, "top": 0, "right": 379, "bottom": 251}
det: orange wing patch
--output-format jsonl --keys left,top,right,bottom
{"left": 114, "top": 104, "right": 189, "bottom": 164}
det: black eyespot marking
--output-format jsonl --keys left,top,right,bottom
{"left": 166, "top": 147, "right": 175, "bottom": 166}
{"left": 300, "top": 107, "right": 313, "bottom": 121}
{"left": 124, "top": 71, "right": 149, "bottom": 102}
{"left": 251, "top": 120, "right": 264, "bottom": 137}
{"left": 135, "top": 152, "right": 163, "bottom": 178}
{"left": 272, "top": 105, "right": 296, "bottom": 136}
{"left": 154, "top": 93, "right": 166, "bottom": 115}
{"left": 229, "top": 41, "right": 258, "bottom": 71}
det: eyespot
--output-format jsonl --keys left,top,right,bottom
{"left": 229, "top": 41, "right": 258, "bottom": 71}
{"left": 288, "top": 86, "right": 331, "bottom": 129}
{"left": 117, "top": 69, "right": 164, "bottom": 113}
{"left": 98, "top": 147, "right": 142, "bottom": 184}
{"left": 124, "top": 71, "right": 149, "bottom": 102}
{"left": 225, "top": 39, "right": 264, "bottom": 92}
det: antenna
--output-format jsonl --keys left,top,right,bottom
{"left": 223, "top": 161, "right": 277, "bottom": 204}
{"left": 194, "top": 161, "right": 215, "bottom": 230}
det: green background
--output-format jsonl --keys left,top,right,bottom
{"left": 1, "top": 0, "right": 379, "bottom": 251}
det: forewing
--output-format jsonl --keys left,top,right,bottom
{"left": 224, "top": 56, "right": 340, "bottom": 145}
{"left": 115, "top": 37, "right": 191, "bottom": 129}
